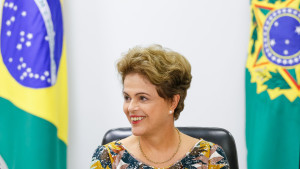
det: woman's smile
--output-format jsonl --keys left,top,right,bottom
{"left": 130, "top": 115, "right": 146, "bottom": 124}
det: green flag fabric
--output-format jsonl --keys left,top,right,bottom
{"left": 246, "top": 0, "right": 300, "bottom": 168}
{"left": 0, "top": 0, "right": 68, "bottom": 168}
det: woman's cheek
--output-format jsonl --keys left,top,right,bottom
{"left": 123, "top": 103, "right": 128, "bottom": 114}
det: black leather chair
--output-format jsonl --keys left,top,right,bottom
{"left": 102, "top": 127, "right": 239, "bottom": 169}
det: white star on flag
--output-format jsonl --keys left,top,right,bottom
{"left": 295, "top": 26, "right": 300, "bottom": 35}
{"left": 270, "top": 39, "right": 276, "bottom": 46}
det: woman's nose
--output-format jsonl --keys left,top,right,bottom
{"left": 128, "top": 99, "right": 138, "bottom": 112}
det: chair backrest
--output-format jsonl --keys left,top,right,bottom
{"left": 102, "top": 127, "right": 239, "bottom": 169}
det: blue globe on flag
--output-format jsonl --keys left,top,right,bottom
{"left": 263, "top": 8, "right": 300, "bottom": 67}
{"left": 1, "top": 0, "right": 63, "bottom": 88}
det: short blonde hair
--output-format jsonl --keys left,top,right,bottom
{"left": 117, "top": 45, "right": 192, "bottom": 120}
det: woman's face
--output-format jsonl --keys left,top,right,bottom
{"left": 123, "top": 73, "right": 173, "bottom": 136}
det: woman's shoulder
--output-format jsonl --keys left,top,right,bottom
{"left": 94, "top": 140, "right": 125, "bottom": 154}
{"left": 193, "top": 139, "right": 227, "bottom": 156}
{"left": 90, "top": 140, "right": 126, "bottom": 169}
{"left": 195, "top": 139, "right": 221, "bottom": 150}
{"left": 188, "top": 139, "right": 229, "bottom": 168}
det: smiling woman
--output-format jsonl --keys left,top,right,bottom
{"left": 90, "top": 45, "right": 230, "bottom": 169}
{"left": 122, "top": 73, "right": 179, "bottom": 137}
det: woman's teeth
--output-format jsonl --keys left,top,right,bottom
{"left": 131, "top": 117, "right": 145, "bottom": 121}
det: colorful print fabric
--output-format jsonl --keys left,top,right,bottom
{"left": 90, "top": 139, "right": 230, "bottom": 169}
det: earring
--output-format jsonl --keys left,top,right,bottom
{"left": 169, "top": 110, "right": 173, "bottom": 114}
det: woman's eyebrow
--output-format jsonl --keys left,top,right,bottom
{"left": 123, "top": 91, "right": 150, "bottom": 96}
{"left": 135, "top": 92, "right": 151, "bottom": 96}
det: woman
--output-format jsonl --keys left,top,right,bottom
{"left": 91, "top": 45, "right": 230, "bottom": 169}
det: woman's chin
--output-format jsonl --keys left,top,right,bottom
{"left": 131, "top": 127, "right": 145, "bottom": 136}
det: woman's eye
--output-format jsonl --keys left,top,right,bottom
{"left": 140, "top": 96, "right": 148, "bottom": 101}
{"left": 124, "top": 96, "right": 130, "bottom": 101}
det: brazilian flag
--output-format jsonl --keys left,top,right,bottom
{"left": 0, "top": 0, "right": 68, "bottom": 169}
{"left": 246, "top": 0, "right": 300, "bottom": 168}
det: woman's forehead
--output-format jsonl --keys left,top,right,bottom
{"left": 123, "top": 73, "right": 157, "bottom": 95}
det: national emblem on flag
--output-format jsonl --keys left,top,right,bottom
{"left": 247, "top": 1, "right": 300, "bottom": 101}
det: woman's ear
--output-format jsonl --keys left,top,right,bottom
{"left": 170, "top": 94, "right": 180, "bottom": 110}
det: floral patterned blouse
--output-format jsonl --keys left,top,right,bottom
{"left": 90, "top": 139, "right": 230, "bottom": 169}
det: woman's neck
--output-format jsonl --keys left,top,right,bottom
{"left": 138, "top": 125, "right": 179, "bottom": 152}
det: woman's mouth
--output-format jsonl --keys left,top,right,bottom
{"left": 130, "top": 116, "right": 145, "bottom": 124}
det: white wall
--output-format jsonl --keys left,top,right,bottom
{"left": 63, "top": 0, "right": 250, "bottom": 168}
